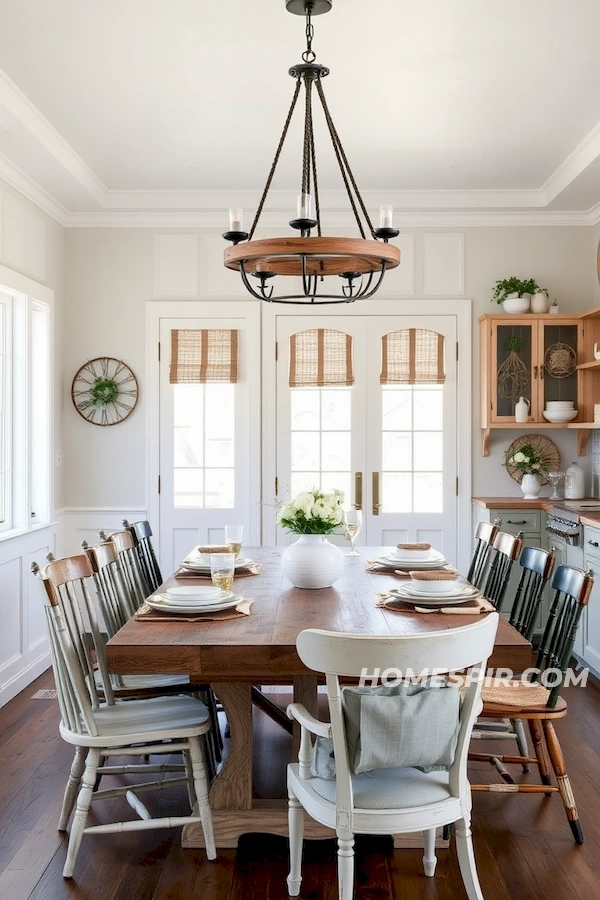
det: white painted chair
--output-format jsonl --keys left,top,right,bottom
{"left": 286, "top": 614, "right": 499, "bottom": 900}
{"left": 37, "top": 554, "right": 216, "bottom": 878}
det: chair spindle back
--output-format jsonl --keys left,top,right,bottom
{"left": 509, "top": 545, "right": 556, "bottom": 641}
{"left": 481, "top": 530, "right": 523, "bottom": 610}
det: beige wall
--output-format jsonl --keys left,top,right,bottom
{"left": 64, "top": 223, "right": 598, "bottom": 509}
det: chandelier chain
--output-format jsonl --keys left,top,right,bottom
{"left": 309, "top": 105, "right": 322, "bottom": 237}
{"left": 249, "top": 78, "right": 302, "bottom": 240}
{"left": 314, "top": 79, "right": 372, "bottom": 239}
{"left": 302, "top": 4, "right": 316, "bottom": 63}
{"left": 302, "top": 76, "right": 313, "bottom": 200}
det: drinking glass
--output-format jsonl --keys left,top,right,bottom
{"left": 344, "top": 509, "right": 362, "bottom": 556}
{"left": 224, "top": 525, "right": 243, "bottom": 559}
{"left": 547, "top": 470, "right": 563, "bottom": 501}
{"left": 210, "top": 553, "right": 235, "bottom": 592}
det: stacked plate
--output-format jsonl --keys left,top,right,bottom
{"left": 180, "top": 554, "right": 253, "bottom": 572}
{"left": 543, "top": 401, "right": 577, "bottom": 423}
{"left": 374, "top": 547, "right": 448, "bottom": 570}
{"left": 146, "top": 585, "right": 241, "bottom": 614}
{"left": 388, "top": 582, "right": 480, "bottom": 607}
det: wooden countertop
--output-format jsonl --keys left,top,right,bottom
{"left": 472, "top": 497, "right": 600, "bottom": 527}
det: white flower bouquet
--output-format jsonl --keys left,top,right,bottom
{"left": 277, "top": 487, "right": 345, "bottom": 535}
{"left": 504, "top": 442, "right": 549, "bottom": 476}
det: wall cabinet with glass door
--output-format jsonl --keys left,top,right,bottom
{"left": 570, "top": 307, "right": 600, "bottom": 455}
{"left": 479, "top": 315, "right": 579, "bottom": 455}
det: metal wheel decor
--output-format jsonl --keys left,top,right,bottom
{"left": 504, "top": 434, "right": 560, "bottom": 486}
{"left": 544, "top": 342, "right": 577, "bottom": 378}
{"left": 71, "top": 357, "right": 138, "bottom": 426}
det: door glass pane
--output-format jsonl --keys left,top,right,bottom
{"left": 173, "top": 383, "right": 235, "bottom": 508}
{"left": 382, "top": 385, "right": 443, "bottom": 513}
{"left": 290, "top": 388, "right": 352, "bottom": 500}
{"left": 495, "top": 324, "right": 532, "bottom": 417}
{"left": 542, "top": 324, "right": 578, "bottom": 406}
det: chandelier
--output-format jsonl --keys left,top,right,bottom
{"left": 222, "top": 0, "right": 400, "bottom": 305}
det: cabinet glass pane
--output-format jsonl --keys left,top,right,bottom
{"left": 542, "top": 324, "right": 578, "bottom": 407}
{"left": 495, "top": 325, "right": 532, "bottom": 417}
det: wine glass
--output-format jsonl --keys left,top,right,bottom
{"left": 547, "top": 470, "right": 563, "bottom": 501}
{"left": 344, "top": 509, "right": 362, "bottom": 556}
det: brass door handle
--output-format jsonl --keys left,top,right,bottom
{"left": 355, "top": 472, "right": 363, "bottom": 511}
{"left": 372, "top": 472, "right": 380, "bottom": 516}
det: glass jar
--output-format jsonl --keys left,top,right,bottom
{"left": 564, "top": 462, "right": 585, "bottom": 500}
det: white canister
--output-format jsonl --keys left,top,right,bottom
{"left": 531, "top": 291, "right": 550, "bottom": 314}
{"left": 564, "top": 461, "right": 585, "bottom": 500}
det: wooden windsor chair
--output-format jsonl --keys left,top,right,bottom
{"left": 32, "top": 553, "right": 215, "bottom": 878}
{"left": 286, "top": 616, "right": 499, "bottom": 900}
{"left": 480, "top": 530, "right": 523, "bottom": 610}
{"left": 470, "top": 563, "right": 593, "bottom": 844}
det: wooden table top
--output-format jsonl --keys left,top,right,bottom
{"left": 105, "top": 547, "right": 532, "bottom": 681}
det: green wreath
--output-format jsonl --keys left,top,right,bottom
{"left": 89, "top": 376, "right": 119, "bottom": 408}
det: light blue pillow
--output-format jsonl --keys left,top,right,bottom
{"left": 311, "top": 680, "right": 460, "bottom": 778}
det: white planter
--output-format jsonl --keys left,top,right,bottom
{"left": 502, "top": 294, "right": 531, "bottom": 314}
{"left": 520, "top": 473, "right": 541, "bottom": 500}
{"left": 281, "top": 534, "right": 344, "bottom": 589}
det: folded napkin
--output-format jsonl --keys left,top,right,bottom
{"left": 134, "top": 598, "right": 254, "bottom": 623}
{"left": 366, "top": 560, "right": 458, "bottom": 576}
{"left": 376, "top": 594, "right": 494, "bottom": 615}
{"left": 173, "top": 562, "right": 261, "bottom": 580}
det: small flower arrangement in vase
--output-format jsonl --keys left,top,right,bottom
{"left": 504, "top": 443, "right": 549, "bottom": 499}
{"left": 277, "top": 488, "right": 345, "bottom": 588}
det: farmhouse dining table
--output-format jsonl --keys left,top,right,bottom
{"left": 105, "top": 546, "right": 532, "bottom": 849}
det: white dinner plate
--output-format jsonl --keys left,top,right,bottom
{"left": 399, "top": 583, "right": 479, "bottom": 600}
{"left": 166, "top": 585, "right": 223, "bottom": 602}
{"left": 146, "top": 593, "right": 241, "bottom": 614}
{"left": 180, "top": 556, "right": 253, "bottom": 572}
{"left": 388, "top": 587, "right": 477, "bottom": 607}
{"left": 376, "top": 555, "right": 449, "bottom": 570}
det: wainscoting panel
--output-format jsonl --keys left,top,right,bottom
{"left": 3, "top": 194, "right": 26, "bottom": 273}
{"left": 422, "top": 233, "right": 465, "bottom": 295}
{"left": 0, "top": 525, "right": 57, "bottom": 708}
{"left": 154, "top": 234, "right": 199, "bottom": 298}
{"left": 59, "top": 507, "right": 148, "bottom": 558}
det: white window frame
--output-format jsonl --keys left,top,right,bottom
{"left": 0, "top": 265, "right": 53, "bottom": 540}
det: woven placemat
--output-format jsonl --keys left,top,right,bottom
{"left": 134, "top": 598, "right": 254, "bottom": 623}
{"left": 173, "top": 563, "right": 261, "bottom": 580}
{"left": 376, "top": 595, "right": 493, "bottom": 615}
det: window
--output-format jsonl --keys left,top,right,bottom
{"left": 0, "top": 286, "right": 51, "bottom": 535}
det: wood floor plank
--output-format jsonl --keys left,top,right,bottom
{"left": 2, "top": 669, "right": 600, "bottom": 899}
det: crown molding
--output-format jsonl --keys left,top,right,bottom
{"left": 541, "top": 120, "right": 600, "bottom": 204}
{"left": 0, "top": 152, "right": 68, "bottom": 224}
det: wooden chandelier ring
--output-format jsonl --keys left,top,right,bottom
{"left": 224, "top": 236, "right": 400, "bottom": 277}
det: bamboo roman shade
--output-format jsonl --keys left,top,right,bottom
{"left": 380, "top": 328, "right": 445, "bottom": 385}
{"left": 169, "top": 329, "right": 239, "bottom": 383}
{"left": 289, "top": 328, "right": 354, "bottom": 387}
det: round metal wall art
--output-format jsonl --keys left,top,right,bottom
{"left": 504, "top": 434, "right": 560, "bottom": 486}
{"left": 71, "top": 357, "right": 139, "bottom": 426}
{"left": 544, "top": 342, "right": 577, "bottom": 378}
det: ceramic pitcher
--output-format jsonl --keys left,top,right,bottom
{"left": 515, "top": 397, "right": 530, "bottom": 423}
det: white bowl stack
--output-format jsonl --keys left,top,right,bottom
{"left": 543, "top": 401, "right": 577, "bottom": 423}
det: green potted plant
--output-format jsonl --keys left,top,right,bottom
{"left": 491, "top": 277, "right": 540, "bottom": 313}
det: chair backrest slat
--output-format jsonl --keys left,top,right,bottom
{"left": 133, "top": 520, "right": 163, "bottom": 593}
{"left": 467, "top": 521, "right": 499, "bottom": 588}
{"left": 481, "top": 531, "right": 523, "bottom": 610}
{"left": 508, "top": 545, "right": 555, "bottom": 640}
{"left": 534, "top": 565, "right": 593, "bottom": 707}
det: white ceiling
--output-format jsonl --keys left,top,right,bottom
{"left": 1, "top": 0, "right": 600, "bottom": 225}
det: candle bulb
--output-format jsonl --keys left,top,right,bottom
{"left": 297, "top": 193, "right": 312, "bottom": 219}
{"left": 229, "top": 207, "right": 243, "bottom": 232}
{"left": 380, "top": 205, "right": 393, "bottom": 229}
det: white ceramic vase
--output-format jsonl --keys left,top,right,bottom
{"left": 281, "top": 534, "right": 344, "bottom": 589}
{"left": 520, "top": 473, "right": 541, "bottom": 500}
{"left": 531, "top": 291, "right": 550, "bottom": 314}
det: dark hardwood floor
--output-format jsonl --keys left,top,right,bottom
{"left": 1, "top": 669, "right": 600, "bottom": 900}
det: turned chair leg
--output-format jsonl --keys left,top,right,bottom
{"left": 422, "top": 827, "right": 437, "bottom": 876}
{"left": 337, "top": 835, "right": 355, "bottom": 900}
{"left": 542, "top": 720, "right": 583, "bottom": 845}
{"left": 455, "top": 817, "right": 485, "bottom": 900}
{"left": 528, "top": 718, "right": 552, "bottom": 790}
{"left": 287, "top": 790, "right": 304, "bottom": 897}
{"left": 512, "top": 718, "right": 530, "bottom": 771}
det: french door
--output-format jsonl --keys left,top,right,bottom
{"left": 274, "top": 312, "right": 459, "bottom": 563}
{"left": 152, "top": 303, "right": 260, "bottom": 575}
